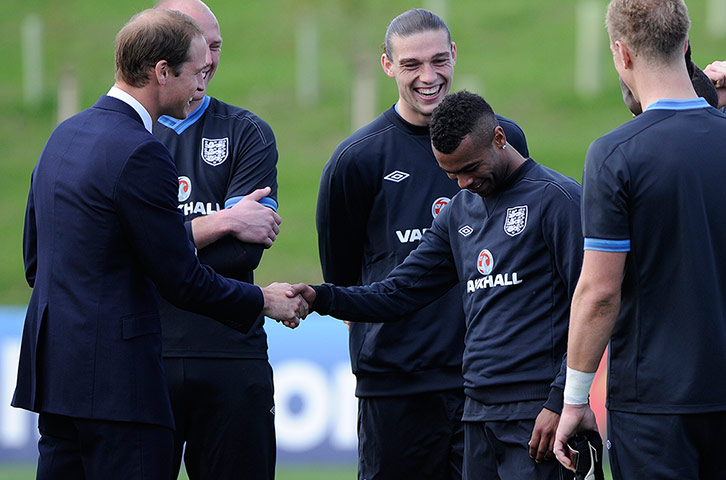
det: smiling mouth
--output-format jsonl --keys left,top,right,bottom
{"left": 415, "top": 84, "right": 443, "bottom": 98}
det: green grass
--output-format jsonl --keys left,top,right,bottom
{"left": 1, "top": 0, "right": 723, "bottom": 304}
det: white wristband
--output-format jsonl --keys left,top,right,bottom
{"left": 564, "top": 367, "right": 596, "bottom": 405}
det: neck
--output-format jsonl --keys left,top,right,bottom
{"left": 113, "top": 81, "right": 160, "bottom": 123}
{"left": 630, "top": 60, "right": 697, "bottom": 111}
{"left": 396, "top": 100, "right": 430, "bottom": 127}
{"left": 503, "top": 145, "right": 527, "bottom": 179}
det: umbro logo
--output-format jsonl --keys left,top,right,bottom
{"left": 383, "top": 170, "right": 410, "bottom": 183}
{"left": 459, "top": 225, "right": 473, "bottom": 237}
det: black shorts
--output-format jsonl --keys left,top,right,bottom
{"left": 608, "top": 409, "right": 726, "bottom": 479}
{"left": 357, "top": 389, "right": 465, "bottom": 480}
{"left": 164, "top": 358, "right": 275, "bottom": 480}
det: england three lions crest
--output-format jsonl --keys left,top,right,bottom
{"left": 504, "top": 205, "right": 528, "bottom": 237}
{"left": 201, "top": 137, "right": 229, "bottom": 166}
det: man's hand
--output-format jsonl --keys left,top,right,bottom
{"left": 704, "top": 60, "right": 726, "bottom": 108}
{"left": 261, "top": 282, "right": 309, "bottom": 329}
{"left": 529, "top": 408, "right": 560, "bottom": 463}
{"left": 223, "top": 187, "right": 281, "bottom": 248}
{"left": 289, "top": 283, "right": 316, "bottom": 307}
{"left": 553, "top": 403, "right": 598, "bottom": 471}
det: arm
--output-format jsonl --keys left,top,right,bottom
{"left": 115, "top": 140, "right": 266, "bottom": 331}
{"left": 316, "top": 147, "right": 376, "bottom": 286}
{"left": 704, "top": 60, "right": 726, "bottom": 108}
{"left": 22, "top": 176, "right": 37, "bottom": 288}
{"left": 553, "top": 249, "right": 625, "bottom": 471}
{"left": 190, "top": 187, "right": 280, "bottom": 250}
{"left": 191, "top": 118, "right": 280, "bottom": 273}
{"left": 312, "top": 210, "right": 459, "bottom": 322}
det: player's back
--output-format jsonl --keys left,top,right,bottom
{"left": 586, "top": 103, "right": 726, "bottom": 412}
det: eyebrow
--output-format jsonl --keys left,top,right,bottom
{"left": 398, "top": 51, "right": 451, "bottom": 64}
{"left": 442, "top": 159, "right": 481, "bottom": 175}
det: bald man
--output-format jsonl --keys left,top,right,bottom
{"left": 153, "top": 1, "right": 280, "bottom": 478}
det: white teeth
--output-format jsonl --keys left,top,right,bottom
{"left": 416, "top": 85, "right": 440, "bottom": 96}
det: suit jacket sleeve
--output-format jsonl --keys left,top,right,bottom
{"left": 23, "top": 173, "right": 37, "bottom": 288}
{"left": 114, "top": 139, "right": 264, "bottom": 332}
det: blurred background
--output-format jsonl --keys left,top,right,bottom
{"left": 0, "top": 0, "right": 723, "bottom": 477}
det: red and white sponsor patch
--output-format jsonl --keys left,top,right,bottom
{"left": 431, "top": 197, "right": 450, "bottom": 218}
{"left": 477, "top": 249, "right": 494, "bottom": 275}
{"left": 178, "top": 176, "right": 191, "bottom": 202}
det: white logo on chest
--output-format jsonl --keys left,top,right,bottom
{"left": 504, "top": 205, "right": 528, "bottom": 237}
{"left": 201, "top": 137, "right": 229, "bottom": 166}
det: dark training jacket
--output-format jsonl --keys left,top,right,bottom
{"left": 316, "top": 106, "right": 529, "bottom": 397}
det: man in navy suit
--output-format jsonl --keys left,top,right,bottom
{"left": 14, "top": 9, "right": 305, "bottom": 479}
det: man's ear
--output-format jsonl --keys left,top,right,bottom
{"left": 381, "top": 53, "right": 395, "bottom": 79}
{"left": 154, "top": 60, "right": 170, "bottom": 85}
{"left": 493, "top": 125, "right": 506, "bottom": 149}
{"left": 616, "top": 41, "right": 632, "bottom": 70}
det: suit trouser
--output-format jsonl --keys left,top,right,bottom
{"left": 36, "top": 412, "right": 174, "bottom": 480}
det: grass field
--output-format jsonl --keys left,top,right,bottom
{"left": 1, "top": 0, "right": 723, "bottom": 304}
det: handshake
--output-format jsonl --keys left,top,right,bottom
{"left": 261, "top": 282, "right": 317, "bottom": 329}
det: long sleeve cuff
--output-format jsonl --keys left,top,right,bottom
{"left": 184, "top": 220, "right": 195, "bottom": 246}
{"left": 311, "top": 284, "right": 332, "bottom": 314}
{"left": 543, "top": 386, "right": 564, "bottom": 414}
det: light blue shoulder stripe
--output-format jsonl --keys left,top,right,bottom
{"left": 645, "top": 98, "right": 709, "bottom": 112}
{"left": 158, "top": 96, "right": 211, "bottom": 134}
{"left": 584, "top": 238, "right": 630, "bottom": 252}
{"left": 225, "top": 195, "right": 278, "bottom": 212}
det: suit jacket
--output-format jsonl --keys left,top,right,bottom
{"left": 14, "top": 95, "right": 264, "bottom": 428}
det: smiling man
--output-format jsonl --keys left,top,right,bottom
{"left": 316, "top": 10, "right": 529, "bottom": 480}
{"left": 152, "top": 1, "right": 281, "bottom": 478}
{"left": 15, "top": 8, "right": 305, "bottom": 479}
{"left": 306, "top": 90, "right": 582, "bottom": 479}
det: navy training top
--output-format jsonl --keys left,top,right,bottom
{"left": 315, "top": 158, "right": 582, "bottom": 418}
{"left": 153, "top": 96, "right": 278, "bottom": 359}
{"left": 316, "top": 105, "right": 529, "bottom": 397}
{"left": 583, "top": 98, "right": 726, "bottom": 414}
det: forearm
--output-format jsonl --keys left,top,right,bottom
{"left": 197, "top": 237, "right": 263, "bottom": 276}
{"left": 567, "top": 281, "right": 620, "bottom": 373}
{"left": 189, "top": 211, "right": 231, "bottom": 249}
{"left": 567, "top": 250, "right": 625, "bottom": 373}
{"left": 311, "top": 282, "right": 428, "bottom": 322}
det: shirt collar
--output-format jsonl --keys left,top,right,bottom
{"left": 157, "top": 96, "right": 211, "bottom": 134}
{"left": 107, "top": 86, "right": 153, "bottom": 133}
{"left": 644, "top": 97, "right": 710, "bottom": 112}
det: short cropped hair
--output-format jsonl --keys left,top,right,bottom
{"left": 606, "top": 0, "right": 690, "bottom": 62}
{"left": 430, "top": 91, "right": 498, "bottom": 155}
{"left": 115, "top": 8, "right": 203, "bottom": 87}
{"left": 383, "top": 9, "right": 451, "bottom": 58}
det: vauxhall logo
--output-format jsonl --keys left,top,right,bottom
{"left": 467, "top": 248, "right": 522, "bottom": 293}
{"left": 395, "top": 197, "right": 451, "bottom": 243}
